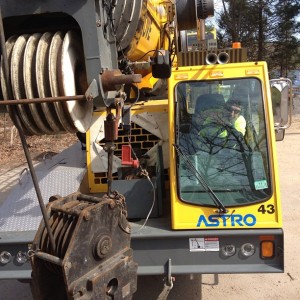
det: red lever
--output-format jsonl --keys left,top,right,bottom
{"left": 121, "top": 145, "right": 139, "bottom": 168}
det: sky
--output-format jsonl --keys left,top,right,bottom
{"left": 208, "top": 1, "right": 223, "bottom": 26}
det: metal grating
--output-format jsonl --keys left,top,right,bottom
{"left": 177, "top": 48, "right": 248, "bottom": 66}
{"left": 92, "top": 122, "right": 161, "bottom": 185}
{"left": 0, "top": 143, "right": 86, "bottom": 232}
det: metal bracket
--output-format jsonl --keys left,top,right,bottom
{"left": 157, "top": 259, "right": 174, "bottom": 300}
{"left": 85, "top": 79, "right": 99, "bottom": 101}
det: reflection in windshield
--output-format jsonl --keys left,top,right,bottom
{"left": 174, "top": 144, "right": 227, "bottom": 213}
{"left": 176, "top": 78, "right": 271, "bottom": 207}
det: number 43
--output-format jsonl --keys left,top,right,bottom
{"left": 258, "top": 204, "right": 275, "bottom": 214}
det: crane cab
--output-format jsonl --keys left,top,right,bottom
{"left": 169, "top": 62, "right": 282, "bottom": 231}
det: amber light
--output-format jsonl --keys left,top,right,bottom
{"left": 261, "top": 241, "right": 275, "bottom": 258}
{"left": 232, "top": 42, "right": 241, "bottom": 49}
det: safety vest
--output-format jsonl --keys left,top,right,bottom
{"left": 199, "top": 114, "right": 246, "bottom": 138}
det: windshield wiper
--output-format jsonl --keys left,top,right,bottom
{"left": 173, "top": 144, "right": 227, "bottom": 213}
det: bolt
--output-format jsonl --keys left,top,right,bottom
{"left": 96, "top": 235, "right": 112, "bottom": 258}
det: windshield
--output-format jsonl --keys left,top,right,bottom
{"left": 176, "top": 78, "right": 271, "bottom": 207}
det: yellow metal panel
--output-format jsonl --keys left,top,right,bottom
{"left": 126, "top": 0, "right": 169, "bottom": 62}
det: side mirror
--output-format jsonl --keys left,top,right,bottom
{"left": 270, "top": 78, "right": 292, "bottom": 141}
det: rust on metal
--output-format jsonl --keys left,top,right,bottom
{"left": 0, "top": 95, "right": 86, "bottom": 105}
{"left": 101, "top": 69, "right": 142, "bottom": 92}
{"left": 30, "top": 192, "right": 137, "bottom": 300}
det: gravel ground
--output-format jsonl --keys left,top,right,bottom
{"left": 0, "top": 113, "right": 78, "bottom": 169}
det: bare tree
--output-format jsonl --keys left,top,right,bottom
{"left": 269, "top": 0, "right": 300, "bottom": 76}
{"left": 217, "top": 0, "right": 300, "bottom": 74}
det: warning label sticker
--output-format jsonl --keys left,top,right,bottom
{"left": 189, "top": 237, "right": 219, "bottom": 252}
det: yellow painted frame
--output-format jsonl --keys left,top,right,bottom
{"left": 168, "top": 62, "right": 283, "bottom": 230}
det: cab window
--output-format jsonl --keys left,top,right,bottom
{"left": 175, "top": 78, "right": 271, "bottom": 207}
